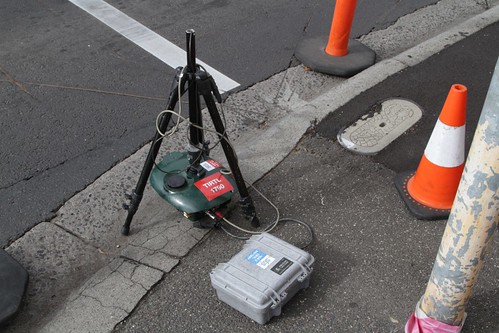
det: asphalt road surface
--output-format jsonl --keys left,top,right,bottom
{"left": 0, "top": 0, "right": 437, "bottom": 247}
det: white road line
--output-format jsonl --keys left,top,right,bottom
{"left": 68, "top": 0, "right": 239, "bottom": 92}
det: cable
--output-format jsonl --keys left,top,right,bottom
{"left": 153, "top": 109, "right": 236, "bottom": 176}
{"left": 155, "top": 110, "right": 239, "bottom": 163}
{"left": 209, "top": 182, "right": 315, "bottom": 249}
{"left": 154, "top": 78, "right": 230, "bottom": 153}
{"left": 155, "top": 75, "right": 184, "bottom": 138}
{"left": 218, "top": 182, "right": 280, "bottom": 234}
{"left": 152, "top": 83, "right": 236, "bottom": 178}
{"left": 277, "top": 218, "right": 315, "bottom": 249}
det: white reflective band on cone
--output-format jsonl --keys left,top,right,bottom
{"left": 424, "top": 120, "right": 465, "bottom": 168}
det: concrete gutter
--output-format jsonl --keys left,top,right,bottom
{"left": 4, "top": 1, "right": 499, "bottom": 332}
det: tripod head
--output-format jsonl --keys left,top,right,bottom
{"left": 183, "top": 30, "right": 224, "bottom": 167}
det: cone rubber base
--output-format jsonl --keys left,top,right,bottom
{"left": 295, "top": 37, "right": 376, "bottom": 77}
{"left": 394, "top": 171, "right": 450, "bottom": 220}
{"left": 0, "top": 249, "right": 28, "bottom": 326}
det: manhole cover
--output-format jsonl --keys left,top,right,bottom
{"left": 337, "top": 98, "right": 422, "bottom": 154}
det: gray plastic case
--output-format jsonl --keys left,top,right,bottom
{"left": 210, "top": 233, "right": 314, "bottom": 324}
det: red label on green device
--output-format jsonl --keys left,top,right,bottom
{"left": 194, "top": 172, "right": 234, "bottom": 201}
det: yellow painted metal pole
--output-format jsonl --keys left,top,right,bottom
{"left": 420, "top": 57, "right": 499, "bottom": 326}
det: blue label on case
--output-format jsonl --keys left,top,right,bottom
{"left": 246, "top": 249, "right": 266, "bottom": 264}
{"left": 245, "top": 249, "right": 275, "bottom": 269}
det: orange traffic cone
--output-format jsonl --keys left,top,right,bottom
{"left": 295, "top": 0, "right": 375, "bottom": 77}
{"left": 394, "top": 84, "right": 467, "bottom": 220}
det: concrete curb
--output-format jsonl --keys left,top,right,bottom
{"left": 4, "top": 2, "right": 499, "bottom": 332}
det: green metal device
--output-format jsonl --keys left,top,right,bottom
{"left": 121, "top": 30, "right": 259, "bottom": 235}
{"left": 150, "top": 152, "right": 237, "bottom": 220}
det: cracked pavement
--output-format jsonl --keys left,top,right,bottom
{"left": 40, "top": 258, "right": 164, "bottom": 333}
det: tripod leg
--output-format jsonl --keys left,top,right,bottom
{"left": 121, "top": 90, "right": 179, "bottom": 235}
{"left": 201, "top": 92, "right": 260, "bottom": 228}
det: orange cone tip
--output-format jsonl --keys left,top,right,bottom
{"left": 439, "top": 84, "right": 467, "bottom": 127}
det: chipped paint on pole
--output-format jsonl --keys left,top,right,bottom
{"left": 420, "top": 57, "right": 499, "bottom": 327}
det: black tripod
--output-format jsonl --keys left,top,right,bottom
{"left": 122, "top": 29, "right": 259, "bottom": 235}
